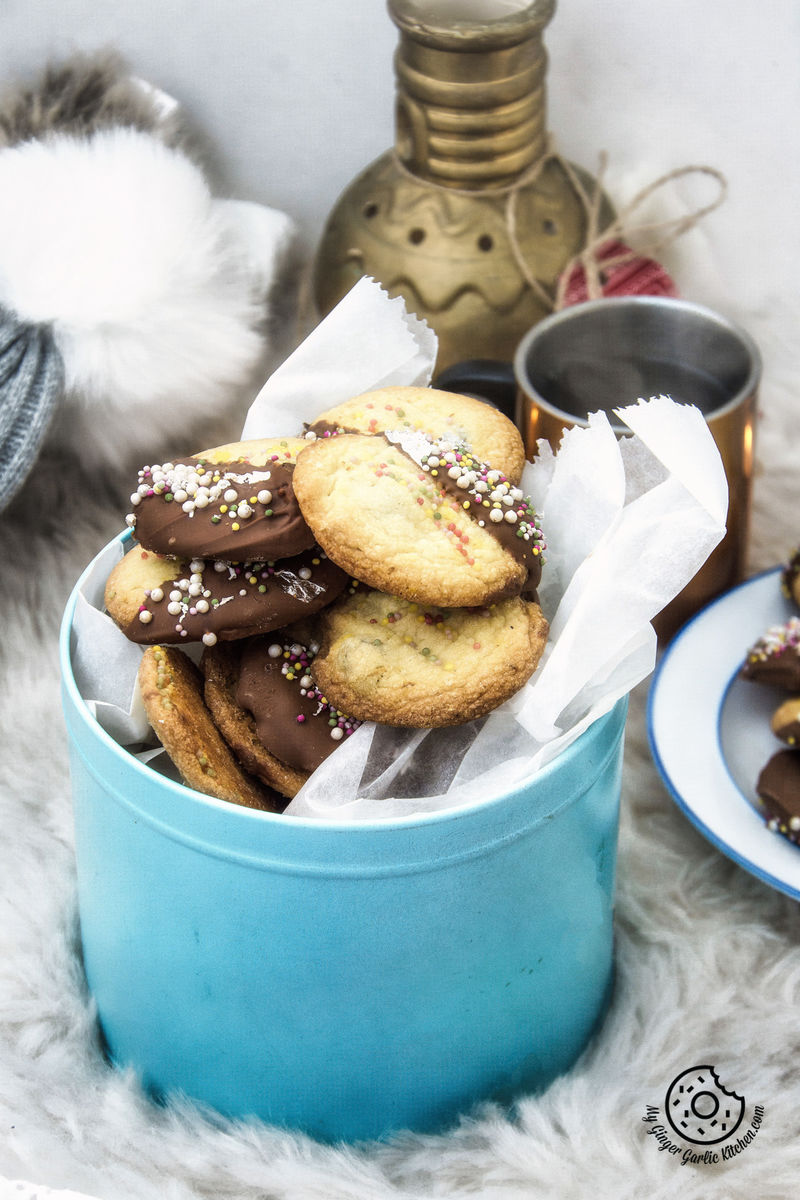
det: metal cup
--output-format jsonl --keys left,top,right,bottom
{"left": 513, "top": 296, "right": 760, "bottom": 638}
{"left": 435, "top": 295, "right": 760, "bottom": 640}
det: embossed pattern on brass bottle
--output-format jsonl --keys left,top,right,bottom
{"left": 313, "top": 0, "right": 614, "bottom": 371}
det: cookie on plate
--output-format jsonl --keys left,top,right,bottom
{"left": 740, "top": 617, "right": 800, "bottom": 691}
{"left": 756, "top": 749, "right": 800, "bottom": 843}
{"left": 781, "top": 547, "right": 800, "bottom": 608}
{"left": 306, "top": 385, "right": 525, "bottom": 483}
{"left": 292, "top": 431, "right": 545, "bottom": 608}
{"left": 202, "top": 633, "right": 361, "bottom": 798}
{"left": 105, "top": 543, "right": 348, "bottom": 645}
{"left": 311, "top": 588, "right": 549, "bottom": 728}
{"left": 771, "top": 697, "right": 800, "bottom": 746}
{"left": 127, "top": 436, "right": 314, "bottom": 562}
{"left": 138, "top": 645, "right": 280, "bottom": 810}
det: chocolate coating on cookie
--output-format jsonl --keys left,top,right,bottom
{"left": 128, "top": 455, "right": 314, "bottom": 562}
{"left": 293, "top": 431, "right": 545, "bottom": 608}
{"left": 781, "top": 547, "right": 800, "bottom": 608}
{"left": 741, "top": 617, "right": 800, "bottom": 691}
{"left": 107, "top": 544, "right": 348, "bottom": 645}
{"left": 235, "top": 637, "right": 361, "bottom": 773}
{"left": 388, "top": 430, "right": 545, "bottom": 591}
{"left": 756, "top": 750, "right": 800, "bottom": 842}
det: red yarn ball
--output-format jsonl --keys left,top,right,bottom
{"left": 559, "top": 238, "right": 678, "bottom": 307}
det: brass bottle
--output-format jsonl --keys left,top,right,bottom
{"left": 313, "top": 0, "right": 614, "bottom": 371}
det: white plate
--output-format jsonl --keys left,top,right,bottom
{"left": 648, "top": 567, "right": 800, "bottom": 901}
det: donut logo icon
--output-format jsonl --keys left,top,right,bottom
{"left": 664, "top": 1065, "right": 746, "bottom": 1145}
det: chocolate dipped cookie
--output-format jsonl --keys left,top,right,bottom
{"left": 202, "top": 633, "right": 361, "bottom": 799}
{"left": 771, "top": 697, "right": 800, "bottom": 746}
{"left": 306, "top": 385, "right": 525, "bottom": 483}
{"left": 105, "top": 543, "right": 348, "bottom": 645}
{"left": 292, "top": 430, "right": 545, "bottom": 609}
{"left": 127, "top": 436, "right": 314, "bottom": 562}
{"left": 781, "top": 547, "right": 800, "bottom": 608}
{"left": 756, "top": 749, "right": 800, "bottom": 843}
{"left": 740, "top": 617, "right": 800, "bottom": 691}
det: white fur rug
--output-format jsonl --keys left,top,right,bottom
{"left": 2, "top": 278, "right": 799, "bottom": 1200}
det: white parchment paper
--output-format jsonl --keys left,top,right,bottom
{"left": 70, "top": 277, "right": 728, "bottom": 820}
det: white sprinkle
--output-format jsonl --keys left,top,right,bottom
{"left": 130, "top": 493, "right": 141, "bottom": 506}
{"left": 189, "top": 561, "right": 204, "bottom": 574}
{"left": 504, "top": 510, "right": 518, "bottom": 523}
{"left": 237, "top": 502, "right": 253, "bottom": 519}
{"left": 202, "top": 632, "right": 218, "bottom": 647}
{"left": 330, "top": 727, "right": 344, "bottom": 741}
{"left": 173, "top": 489, "right": 188, "bottom": 503}
{"left": 167, "top": 601, "right": 182, "bottom": 616}
{"left": 169, "top": 589, "right": 182, "bottom": 602}
{"left": 194, "top": 494, "right": 209, "bottom": 508}
{"left": 257, "top": 489, "right": 272, "bottom": 505}
{"left": 300, "top": 674, "right": 313, "bottom": 688}
{"left": 195, "top": 599, "right": 210, "bottom": 614}
{"left": 298, "top": 567, "right": 312, "bottom": 580}
{"left": 489, "top": 508, "right": 504, "bottom": 523}
{"left": 791, "top": 817, "right": 800, "bottom": 831}
{"left": 224, "top": 488, "right": 238, "bottom": 503}
{"left": 188, "top": 582, "right": 203, "bottom": 597}
{"left": 138, "top": 610, "right": 153, "bottom": 624}
{"left": 150, "top": 587, "right": 164, "bottom": 603}
{"left": 268, "top": 643, "right": 283, "bottom": 658}
{"left": 182, "top": 500, "right": 194, "bottom": 513}
{"left": 214, "top": 561, "right": 227, "bottom": 572}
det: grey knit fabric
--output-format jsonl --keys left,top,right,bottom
{"left": 0, "top": 308, "right": 65, "bottom": 512}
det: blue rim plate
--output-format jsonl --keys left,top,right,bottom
{"left": 647, "top": 567, "right": 800, "bottom": 901}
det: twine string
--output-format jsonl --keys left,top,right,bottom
{"left": 390, "top": 144, "right": 728, "bottom": 313}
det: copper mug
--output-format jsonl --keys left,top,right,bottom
{"left": 435, "top": 296, "right": 761, "bottom": 640}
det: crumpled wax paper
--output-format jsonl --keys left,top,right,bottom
{"left": 70, "top": 276, "right": 728, "bottom": 820}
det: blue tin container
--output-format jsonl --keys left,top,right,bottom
{"left": 60, "top": 534, "right": 627, "bottom": 1143}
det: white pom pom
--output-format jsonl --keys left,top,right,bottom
{"left": 0, "top": 127, "right": 296, "bottom": 457}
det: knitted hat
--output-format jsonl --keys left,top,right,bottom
{"left": 0, "top": 308, "right": 64, "bottom": 510}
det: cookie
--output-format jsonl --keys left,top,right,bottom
{"left": 740, "top": 617, "right": 800, "bottom": 691}
{"left": 310, "top": 588, "right": 548, "bottom": 727}
{"left": 202, "top": 634, "right": 361, "bottom": 799}
{"left": 292, "top": 430, "right": 545, "bottom": 608}
{"left": 127, "top": 436, "right": 314, "bottom": 562}
{"left": 771, "top": 697, "right": 800, "bottom": 746}
{"left": 781, "top": 547, "right": 800, "bottom": 607}
{"left": 138, "top": 645, "right": 280, "bottom": 810}
{"left": 756, "top": 749, "right": 800, "bottom": 843}
{"left": 306, "top": 385, "right": 526, "bottom": 483}
{"left": 104, "top": 543, "right": 348, "bottom": 645}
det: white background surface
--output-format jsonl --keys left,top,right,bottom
{"left": 0, "top": 0, "right": 796, "bottom": 310}
{"left": 2, "top": 4, "right": 800, "bottom": 1197}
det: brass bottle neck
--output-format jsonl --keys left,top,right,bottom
{"left": 389, "top": 0, "right": 555, "bottom": 189}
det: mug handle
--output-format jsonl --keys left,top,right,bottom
{"left": 433, "top": 359, "right": 516, "bottom": 423}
